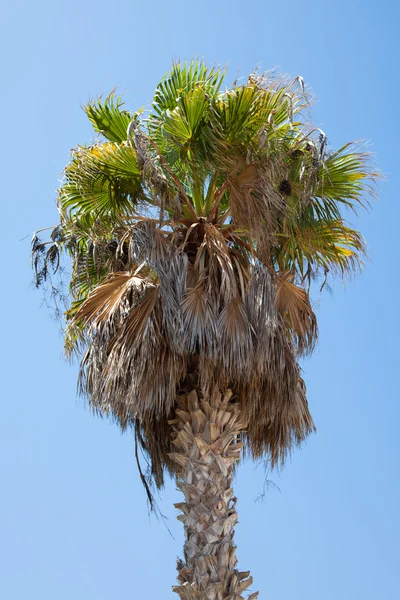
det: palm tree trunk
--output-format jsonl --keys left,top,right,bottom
{"left": 169, "top": 386, "right": 258, "bottom": 600}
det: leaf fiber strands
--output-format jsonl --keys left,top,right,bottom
{"left": 170, "top": 387, "right": 258, "bottom": 600}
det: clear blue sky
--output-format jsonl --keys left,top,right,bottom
{"left": 1, "top": 1, "right": 399, "bottom": 598}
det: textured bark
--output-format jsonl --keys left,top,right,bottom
{"left": 169, "top": 386, "right": 258, "bottom": 600}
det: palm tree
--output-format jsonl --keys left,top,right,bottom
{"left": 33, "top": 61, "right": 375, "bottom": 600}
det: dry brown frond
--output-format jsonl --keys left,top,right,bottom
{"left": 74, "top": 271, "right": 146, "bottom": 327}
{"left": 72, "top": 222, "right": 316, "bottom": 478}
{"left": 218, "top": 297, "right": 253, "bottom": 377}
{"left": 129, "top": 219, "right": 188, "bottom": 346}
{"left": 275, "top": 272, "right": 318, "bottom": 355}
{"left": 239, "top": 354, "right": 315, "bottom": 466}
{"left": 181, "top": 276, "right": 218, "bottom": 354}
{"left": 107, "top": 285, "right": 160, "bottom": 354}
{"left": 228, "top": 163, "right": 285, "bottom": 253}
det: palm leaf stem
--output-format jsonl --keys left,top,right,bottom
{"left": 148, "top": 138, "right": 198, "bottom": 219}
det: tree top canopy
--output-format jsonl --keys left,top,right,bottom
{"left": 33, "top": 61, "right": 377, "bottom": 487}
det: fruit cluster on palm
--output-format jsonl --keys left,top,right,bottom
{"left": 33, "top": 61, "right": 375, "bottom": 599}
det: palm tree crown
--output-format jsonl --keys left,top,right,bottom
{"left": 33, "top": 61, "right": 375, "bottom": 489}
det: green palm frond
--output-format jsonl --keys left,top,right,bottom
{"left": 156, "top": 85, "right": 212, "bottom": 162}
{"left": 314, "top": 143, "right": 375, "bottom": 208}
{"left": 85, "top": 92, "right": 135, "bottom": 142}
{"left": 215, "top": 84, "right": 294, "bottom": 146}
{"left": 152, "top": 60, "right": 225, "bottom": 116}
{"left": 276, "top": 215, "right": 366, "bottom": 278}
{"left": 59, "top": 142, "right": 143, "bottom": 223}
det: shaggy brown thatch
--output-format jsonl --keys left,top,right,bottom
{"left": 72, "top": 220, "right": 315, "bottom": 481}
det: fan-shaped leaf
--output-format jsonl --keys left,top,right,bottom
{"left": 85, "top": 92, "right": 134, "bottom": 142}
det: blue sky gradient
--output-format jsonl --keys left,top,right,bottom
{"left": 1, "top": 1, "right": 399, "bottom": 598}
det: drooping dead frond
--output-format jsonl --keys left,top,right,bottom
{"left": 129, "top": 220, "right": 188, "bottom": 347}
{"left": 79, "top": 282, "right": 187, "bottom": 429}
{"left": 181, "top": 275, "right": 218, "bottom": 354}
{"left": 275, "top": 272, "right": 318, "bottom": 355}
{"left": 242, "top": 372, "right": 315, "bottom": 466}
{"left": 228, "top": 163, "right": 284, "bottom": 252}
{"left": 218, "top": 297, "right": 254, "bottom": 377}
{"left": 74, "top": 271, "right": 146, "bottom": 328}
{"left": 107, "top": 285, "right": 160, "bottom": 355}
{"left": 199, "top": 222, "right": 239, "bottom": 303}
{"left": 245, "top": 265, "right": 279, "bottom": 374}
